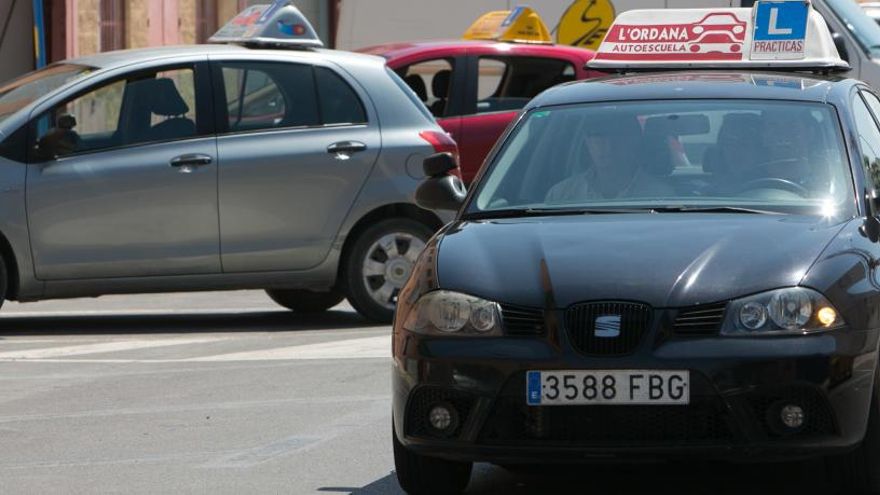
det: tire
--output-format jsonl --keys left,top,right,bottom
{"left": 826, "top": 370, "right": 880, "bottom": 494}
{"left": 393, "top": 423, "right": 472, "bottom": 495}
{"left": 343, "top": 218, "right": 433, "bottom": 323}
{"left": 265, "top": 288, "right": 344, "bottom": 313}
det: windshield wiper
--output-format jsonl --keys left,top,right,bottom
{"left": 463, "top": 207, "right": 651, "bottom": 220}
{"left": 650, "top": 206, "right": 781, "bottom": 215}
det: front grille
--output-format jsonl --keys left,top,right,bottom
{"left": 405, "top": 387, "right": 476, "bottom": 439}
{"left": 478, "top": 374, "right": 734, "bottom": 446}
{"left": 673, "top": 302, "right": 727, "bottom": 336}
{"left": 501, "top": 304, "right": 544, "bottom": 336}
{"left": 565, "top": 301, "right": 651, "bottom": 355}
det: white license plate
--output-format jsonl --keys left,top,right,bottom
{"left": 526, "top": 370, "right": 690, "bottom": 406}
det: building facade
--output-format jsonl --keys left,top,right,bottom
{"left": 56, "top": 0, "right": 332, "bottom": 59}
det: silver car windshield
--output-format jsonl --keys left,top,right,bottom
{"left": 473, "top": 100, "right": 855, "bottom": 218}
{"left": 0, "top": 64, "right": 93, "bottom": 125}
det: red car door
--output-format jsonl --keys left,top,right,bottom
{"left": 455, "top": 111, "right": 515, "bottom": 184}
{"left": 456, "top": 49, "right": 594, "bottom": 184}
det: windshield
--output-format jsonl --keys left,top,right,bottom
{"left": 0, "top": 64, "right": 92, "bottom": 125}
{"left": 472, "top": 100, "right": 855, "bottom": 218}
{"left": 825, "top": 0, "right": 880, "bottom": 55}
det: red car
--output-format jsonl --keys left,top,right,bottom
{"left": 359, "top": 41, "right": 600, "bottom": 183}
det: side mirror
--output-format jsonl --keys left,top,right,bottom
{"left": 832, "top": 32, "right": 849, "bottom": 63}
{"left": 423, "top": 152, "right": 457, "bottom": 177}
{"left": 415, "top": 153, "right": 467, "bottom": 212}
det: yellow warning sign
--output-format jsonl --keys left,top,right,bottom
{"left": 463, "top": 7, "right": 552, "bottom": 44}
{"left": 556, "top": 0, "right": 616, "bottom": 50}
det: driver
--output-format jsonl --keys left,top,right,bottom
{"left": 545, "top": 115, "right": 673, "bottom": 203}
{"left": 758, "top": 108, "right": 817, "bottom": 185}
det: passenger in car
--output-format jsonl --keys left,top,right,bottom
{"left": 545, "top": 116, "right": 674, "bottom": 203}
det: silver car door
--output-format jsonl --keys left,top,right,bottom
{"left": 213, "top": 60, "right": 380, "bottom": 272}
{"left": 26, "top": 62, "right": 221, "bottom": 280}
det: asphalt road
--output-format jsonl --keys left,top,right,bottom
{"left": 0, "top": 292, "right": 839, "bottom": 494}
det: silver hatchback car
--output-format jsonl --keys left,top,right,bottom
{"left": 0, "top": 5, "right": 456, "bottom": 322}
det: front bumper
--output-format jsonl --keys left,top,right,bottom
{"left": 392, "top": 326, "right": 880, "bottom": 463}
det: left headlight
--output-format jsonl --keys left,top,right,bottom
{"left": 721, "top": 287, "right": 845, "bottom": 336}
{"left": 402, "top": 290, "right": 503, "bottom": 336}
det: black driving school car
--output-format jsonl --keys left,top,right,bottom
{"left": 391, "top": 2, "right": 880, "bottom": 494}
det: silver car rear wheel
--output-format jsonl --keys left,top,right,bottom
{"left": 344, "top": 218, "right": 433, "bottom": 322}
{"left": 361, "top": 233, "right": 426, "bottom": 311}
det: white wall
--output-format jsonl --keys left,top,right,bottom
{"left": 336, "top": 0, "right": 735, "bottom": 50}
{"left": 0, "top": 0, "right": 35, "bottom": 83}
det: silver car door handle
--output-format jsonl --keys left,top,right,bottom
{"left": 169, "top": 154, "right": 213, "bottom": 173}
{"left": 327, "top": 141, "right": 367, "bottom": 160}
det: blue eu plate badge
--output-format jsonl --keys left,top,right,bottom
{"left": 751, "top": 1, "right": 809, "bottom": 60}
{"left": 527, "top": 371, "right": 542, "bottom": 405}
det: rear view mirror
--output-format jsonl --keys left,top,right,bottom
{"left": 644, "top": 114, "right": 710, "bottom": 136}
{"left": 416, "top": 153, "right": 467, "bottom": 212}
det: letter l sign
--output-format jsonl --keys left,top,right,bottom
{"left": 768, "top": 7, "right": 792, "bottom": 35}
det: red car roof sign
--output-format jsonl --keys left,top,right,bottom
{"left": 589, "top": 1, "right": 846, "bottom": 71}
{"left": 601, "top": 12, "right": 747, "bottom": 61}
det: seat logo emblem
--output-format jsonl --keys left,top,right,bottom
{"left": 595, "top": 315, "right": 622, "bottom": 338}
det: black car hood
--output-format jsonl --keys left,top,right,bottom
{"left": 437, "top": 214, "right": 848, "bottom": 309}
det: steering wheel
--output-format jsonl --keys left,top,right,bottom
{"left": 733, "top": 158, "right": 810, "bottom": 196}
{"left": 737, "top": 177, "right": 809, "bottom": 196}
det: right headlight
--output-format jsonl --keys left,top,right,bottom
{"left": 721, "top": 287, "right": 845, "bottom": 336}
{"left": 402, "top": 290, "right": 503, "bottom": 336}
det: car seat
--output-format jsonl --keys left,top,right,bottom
{"left": 146, "top": 78, "right": 196, "bottom": 141}
{"left": 702, "top": 112, "right": 761, "bottom": 176}
{"left": 404, "top": 74, "right": 427, "bottom": 102}
{"left": 641, "top": 117, "right": 676, "bottom": 177}
{"left": 430, "top": 70, "right": 451, "bottom": 117}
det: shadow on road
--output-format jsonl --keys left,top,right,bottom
{"left": 320, "top": 460, "right": 832, "bottom": 494}
{"left": 0, "top": 309, "right": 379, "bottom": 336}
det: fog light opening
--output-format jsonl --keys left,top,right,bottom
{"left": 428, "top": 402, "right": 460, "bottom": 436}
{"left": 766, "top": 400, "right": 806, "bottom": 435}
{"left": 780, "top": 404, "right": 805, "bottom": 429}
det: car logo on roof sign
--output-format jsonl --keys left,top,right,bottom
{"left": 595, "top": 315, "right": 622, "bottom": 338}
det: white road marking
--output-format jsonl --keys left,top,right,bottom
{"left": 188, "top": 335, "right": 391, "bottom": 362}
{"left": 0, "top": 308, "right": 280, "bottom": 317}
{"left": 0, "top": 336, "right": 226, "bottom": 360}
{"left": 0, "top": 335, "right": 391, "bottom": 363}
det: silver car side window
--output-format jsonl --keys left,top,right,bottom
{"left": 314, "top": 66, "right": 367, "bottom": 126}
{"left": 31, "top": 67, "right": 198, "bottom": 161}
{"left": 218, "top": 62, "right": 319, "bottom": 133}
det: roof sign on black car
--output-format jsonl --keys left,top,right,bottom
{"left": 588, "top": 0, "right": 847, "bottom": 71}
{"left": 209, "top": 1, "right": 324, "bottom": 48}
